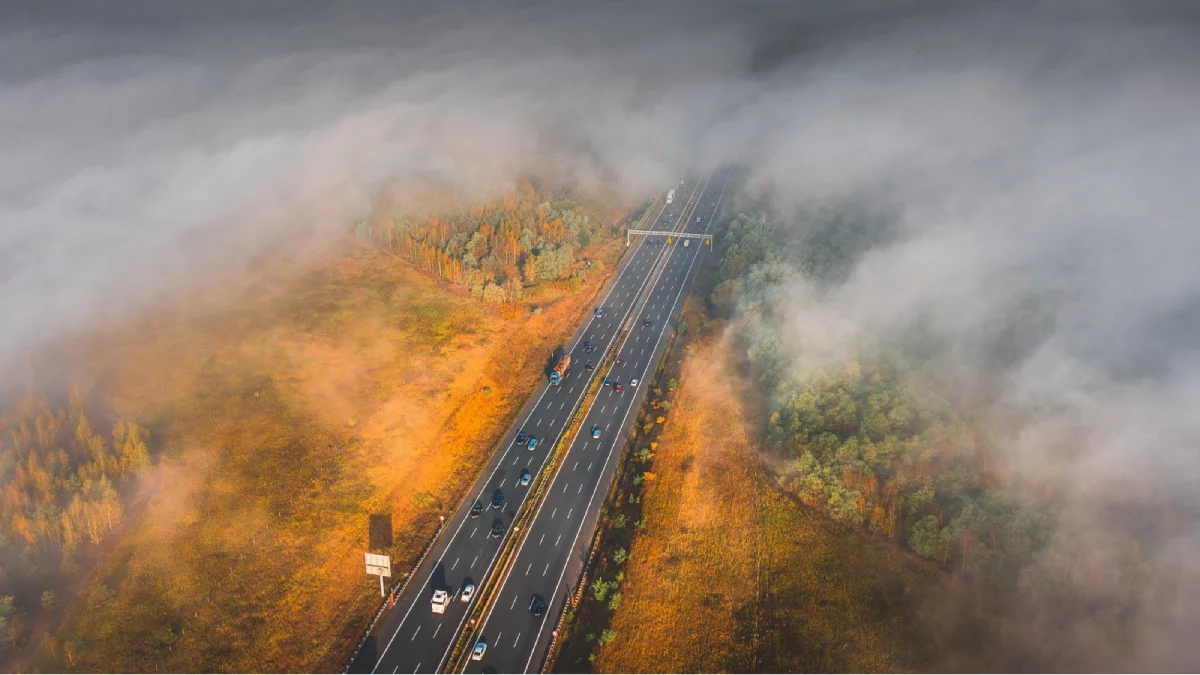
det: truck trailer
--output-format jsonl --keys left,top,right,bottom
{"left": 550, "top": 354, "right": 571, "bottom": 385}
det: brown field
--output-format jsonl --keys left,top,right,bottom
{"left": 27, "top": 238, "right": 622, "bottom": 673}
{"left": 591, "top": 324, "right": 1008, "bottom": 673}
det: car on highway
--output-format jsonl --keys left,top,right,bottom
{"left": 583, "top": 341, "right": 594, "bottom": 352}
{"left": 462, "top": 583, "right": 475, "bottom": 603}
{"left": 696, "top": 216, "right": 701, "bottom": 222}
{"left": 630, "top": 377, "right": 639, "bottom": 387}
{"left": 643, "top": 317, "right": 652, "bottom": 326}
{"left": 491, "top": 490, "right": 504, "bottom": 509}
{"left": 614, "top": 357, "right": 622, "bottom": 365}
{"left": 592, "top": 425, "right": 602, "bottom": 439}
{"left": 471, "top": 639, "right": 487, "bottom": 661}
{"left": 604, "top": 376, "right": 612, "bottom": 386}
{"left": 519, "top": 470, "right": 531, "bottom": 487}
{"left": 516, "top": 431, "right": 528, "bottom": 445}
{"left": 527, "top": 436, "right": 538, "bottom": 450}
{"left": 530, "top": 595, "right": 546, "bottom": 618}
{"left": 585, "top": 360, "right": 594, "bottom": 371}
{"left": 470, "top": 500, "right": 484, "bottom": 518}
{"left": 490, "top": 520, "right": 506, "bottom": 538}
{"left": 594, "top": 307, "right": 606, "bottom": 317}
{"left": 614, "top": 383, "right": 623, "bottom": 393}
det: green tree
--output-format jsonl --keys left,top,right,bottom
{"left": 592, "top": 578, "right": 611, "bottom": 602}
{"left": 612, "top": 548, "right": 628, "bottom": 566}
{"left": 40, "top": 590, "right": 56, "bottom": 610}
{"left": 908, "top": 515, "right": 947, "bottom": 560}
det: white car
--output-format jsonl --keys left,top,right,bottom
{"left": 630, "top": 377, "right": 639, "bottom": 387}
{"left": 471, "top": 640, "right": 487, "bottom": 661}
{"left": 461, "top": 583, "right": 475, "bottom": 603}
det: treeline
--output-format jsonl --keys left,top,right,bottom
{"left": 713, "top": 211, "right": 1049, "bottom": 586}
{"left": 355, "top": 181, "right": 621, "bottom": 302}
{"left": 0, "top": 394, "right": 151, "bottom": 655}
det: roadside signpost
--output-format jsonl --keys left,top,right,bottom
{"left": 365, "top": 553, "right": 391, "bottom": 597}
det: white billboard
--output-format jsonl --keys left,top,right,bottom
{"left": 365, "top": 553, "right": 391, "bottom": 577}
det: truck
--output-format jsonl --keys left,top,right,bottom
{"left": 431, "top": 589, "right": 450, "bottom": 614}
{"left": 549, "top": 354, "right": 571, "bottom": 386}
{"left": 666, "top": 189, "right": 675, "bottom": 204}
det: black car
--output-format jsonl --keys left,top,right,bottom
{"left": 470, "top": 500, "right": 484, "bottom": 518}
{"left": 530, "top": 594, "right": 546, "bottom": 618}
{"left": 516, "top": 431, "right": 528, "bottom": 445}
{"left": 585, "top": 360, "right": 594, "bottom": 371}
{"left": 583, "top": 341, "right": 594, "bottom": 353}
{"left": 491, "top": 489, "right": 504, "bottom": 509}
{"left": 594, "top": 307, "right": 606, "bottom": 317}
{"left": 643, "top": 317, "right": 652, "bottom": 326}
{"left": 491, "top": 520, "right": 506, "bottom": 538}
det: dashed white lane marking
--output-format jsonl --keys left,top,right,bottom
{"left": 539, "top": 533, "right": 545, "bottom": 545}
{"left": 543, "top": 564, "right": 550, "bottom": 576}
{"left": 511, "top": 595, "right": 518, "bottom": 609}
{"left": 567, "top": 508, "right": 574, "bottom": 519}
{"left": 471, "top": 527, "right": 478, "bottom": 538}
{"left": 514, "top": 633, "right": 522, "bottom": 647}
{"left": 433, "top": 623, "right": 442, "bottom": 639}
{"left": 577, "top": 484, "right": 583, "bottom": 494}
{"left": 411, "top": 625, "right": 420, "bottom": 641}
{"left": 573, "top": 461, "right": 579, "bottom": 471}
{"left": 555, "top": 534, "right": 562, "bottom": 546}
{"left": 525, "top": 563, "right": 532, "bottom": 575}
{"left": 472, "top": 555, "right": 479, "bottom": 568}
{"left": 551, "top": 508, "right": 557, "bottom": 518}
{"left": 452, "top": 558, "right": 459, "bottom": 570}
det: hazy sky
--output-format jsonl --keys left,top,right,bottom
{"left": 5, "top": 0, "right": 1200, "bottom": 667}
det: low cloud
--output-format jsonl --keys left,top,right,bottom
{"left": 4, "top": 0, "right": 1200, "bottom": 667}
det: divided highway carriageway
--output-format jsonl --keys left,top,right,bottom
{"left": 351, "top": 167, "right": 731, "bottom": 674}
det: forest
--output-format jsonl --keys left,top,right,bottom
{"left": 0, "top": 393, "right": 150, "bottom": 657}
{"left": 354, "top": 181, "right": 623, "bottom": 302}
{"left": 713, "top": 210, "right": 1051, "bottom": 586}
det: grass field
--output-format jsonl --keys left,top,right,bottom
{"left": 585, "top": 321, "right": 1012, "bottom": 673}
{"left": 26, "top": 238, "right": 622, "bottom": 673}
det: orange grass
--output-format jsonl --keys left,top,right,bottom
{"left": 593, "top": 327, "right": 1003, "bottom": 673}
{"left": 39, "top": 240, "right": 621, "bottom": 673}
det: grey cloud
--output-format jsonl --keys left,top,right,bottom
{"left": 4, "top": 0, "right": 1200, "bottom": 667}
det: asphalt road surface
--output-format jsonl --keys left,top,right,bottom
{"left": 460, "top": 168, "right": 732, "bottom": 674}
{"left": 350, "top": 172, "right": 716, "bottom": 675}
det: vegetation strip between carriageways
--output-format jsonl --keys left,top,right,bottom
{"left": 442, "top": 179, "right": 709, "bottom": 672}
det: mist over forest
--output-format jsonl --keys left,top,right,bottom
{"left": 4, "top": 0, "right": 1200, "bottom": 669}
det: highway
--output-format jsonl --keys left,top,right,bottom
{"left": 350, "top": 172, "right": 715, "bottom": 675}
{"left": 460, "top": 167, "right": 732, "bottom": 674}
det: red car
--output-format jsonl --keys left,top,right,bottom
{"left": 614, "top": 383, "right": 624, "bottom": 393}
